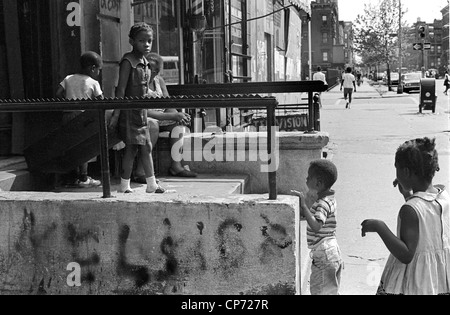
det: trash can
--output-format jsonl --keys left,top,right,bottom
{"left": 420, "top": 78, "right": 437, "bottom": 113}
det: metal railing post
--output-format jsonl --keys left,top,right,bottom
{"left": 267, "top": 103, "right": 278, "bottom": 200}
{"left": 98, "top": 109, "right": 112, "bottom": 198}
{"left": 307, "top": 91, "right": 315, "bottom": 133}
{"left": 313, "top": 93, "right": 321, "bottom": 132}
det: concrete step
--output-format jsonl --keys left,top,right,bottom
{"left": 0, "top": 156, "right": 250, "bottom": 197}
{"left": 52, "top": 173, "right": 250, "bottom": 197}
{"left": 0, "top": 157, "right": 33, "bottom": 192}
{"left": 0, "top": 156, "right": 27, "bottom": 171}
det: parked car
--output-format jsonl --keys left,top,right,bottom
{"left": 390, "top": 72, "right": 400, "bottom": 86}
{"left": 377, "top": 73, "right": 385, "bottom": 81}
{"left": 401, "top": 73, "right": 422, "bottom": 93}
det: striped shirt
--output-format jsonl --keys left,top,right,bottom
{"left": 307, "top": 193, "right": 338, "bottom": 249}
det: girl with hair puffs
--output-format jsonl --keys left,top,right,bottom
{"left": 362, "top": 138, "right": 450, "bottom": 295}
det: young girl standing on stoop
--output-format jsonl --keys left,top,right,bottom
{"left": 108, "top": 23, "right": 175, "bottom": 194}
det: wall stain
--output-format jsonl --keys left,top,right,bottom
{"left": 196, "top": 222, "right": 204, "bottom": 235}
{"left": 15, "top": 208, "right": 57, "bottom": 295}
{"left": 259, "top": 215, "right": 293, "bottom": 264}
{"left": 66, "top": 223, "right": 101, "bottom": 284}
{"left": 216, "top": 218, "right": 246, "bottom": 277}
{"left": 157, "top": 219, "right": 179, "bottom": 282}
{"left": 117, "top": 225, "right": 150, "bottom": 288}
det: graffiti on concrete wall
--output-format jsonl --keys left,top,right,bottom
{"left": 0, "top": 207, "right": 294, "bottom": 295}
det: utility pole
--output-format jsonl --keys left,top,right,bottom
{"left": 309, "top": 14, "right": 313, "bottom": 80}
{"left": 419, "top": 25, "right": 426, "bottom": 78}
{"left": 397, "top": 0, "right": 403, "bottom": 94}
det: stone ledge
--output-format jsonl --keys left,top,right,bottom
{"left": 0, "top": 193, "right": 299, "bottom": 295}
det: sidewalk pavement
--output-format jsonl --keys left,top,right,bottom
{"left": 300, "top": 79, "right": 449, "bottom": 295}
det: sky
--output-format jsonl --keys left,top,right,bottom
{"left": 338, "top": 0, "right": 449, "bottom": 25}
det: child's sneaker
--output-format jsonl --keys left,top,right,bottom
{"left": 77, "top": 177, "right": 101, "bottom": 188}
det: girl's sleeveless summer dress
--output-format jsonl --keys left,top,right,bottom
{"left": 118, "top": 53, "right": 151, "bottom": 146}
{"left": 377, "top": 187, "right": 450, "bottom": 295}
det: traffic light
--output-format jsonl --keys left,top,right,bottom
{"left": 418, "top": 25, "right": 426, "bottom": 38}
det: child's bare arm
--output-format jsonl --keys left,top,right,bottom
{"left": 159, "top": 76, "right": 170, "bottom": 98}
{"left": 302, "top": 204, "right": 324, "bottom": 233}
{"left": 109, "top": 61, "right": 131, "bottom": 129}
{"left": 291, "top": 190, "right": 324, "bottom": 232}
{"left": 147, "top": 110, "right": 190, "bottom": 123}
{"left": 361, "top": 205, "right": 419, "bottom": 264}
{"left": 56, "top": 86, "right": 65, "bottom": 99}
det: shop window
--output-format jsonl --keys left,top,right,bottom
{"left": 134, "top": 0, "right": 180, "bottom": 85}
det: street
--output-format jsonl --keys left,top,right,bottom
{"left": 301, "top": 79, "right": 450, "bottom": 295}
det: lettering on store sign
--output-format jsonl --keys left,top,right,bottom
{"left": 253, "top": 115, "right": 308, "bottom": 132}
{"left": 100, "top": 0, "right": 120, "bottom": 13}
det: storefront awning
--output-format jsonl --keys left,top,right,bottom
{"left": 288, "top": 0, "right": 311, "bottom": 15}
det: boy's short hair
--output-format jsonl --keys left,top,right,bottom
{"left": 309, "top": 160, "right": 338, "bottom": 189}
{"left": 80, "top": 51, "right": 102, "bottom": 69}
{"left": 346, "top": 67, "right": 352, "bottom": 73}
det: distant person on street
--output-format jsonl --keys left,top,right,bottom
{"left": 313, "top": 66, "right": 327, "bottom": 108}
{"left": 444, "top": 71, "right": 449, "bottom": 96}
{"left": 56, "top": 51, "right": 103, "bottom": 188}
{"left": 292, "top": 160, "right": 343, "bottom": 295}
{"left": 340, "top": 67, "right": 357, "bottom": 109}
{"left": 362, "top": 138, "right": 450, "bottom": 295}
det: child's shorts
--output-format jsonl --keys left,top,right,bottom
{"left": 309, "top": 238, "right": 344, "bottom": 295}
{"left": 344, "top": 88, "right": 354, "bottom": 99}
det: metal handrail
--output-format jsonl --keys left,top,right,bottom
{"left": 167, "top": 81, "right": 327, "bottom": 133}
{"left": 0, "top": 95, "right": 279, "bottom": 200}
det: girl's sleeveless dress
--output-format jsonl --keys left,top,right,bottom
{"left": 118, "top": 53, "right": 151, "bottom": 146}
{"left": 377, "top": 187, "right": 450, "bottom": 295}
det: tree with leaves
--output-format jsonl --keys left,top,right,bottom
{"left": 354, "top": 0, "right": 407, "bottom": 89}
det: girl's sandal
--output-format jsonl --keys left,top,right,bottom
{"left": 147, "top": 185, "right": 165, "bottom": 194}
{"left": 119, "top": 189, "right": 134, "bottom": 194}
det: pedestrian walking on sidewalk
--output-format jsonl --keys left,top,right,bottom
{"left": 292, "top": 160, "right": 343, "bottom": 295}
{"left": 361, "top": 138, "right": 450, "bottom": 295}
{"left": 313, "top": 66, "right": 328, "bottom": 108}
{"left": 444, "top": 71, "right": 449, "bottom": 96}
{"left": 340, "top": 67, "right": 357, "bottom": 109}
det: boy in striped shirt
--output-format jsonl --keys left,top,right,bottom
{"left": 292, "top": 160, "right": 343, "bottom": 295}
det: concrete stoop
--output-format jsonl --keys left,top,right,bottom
{"left": 52, "top": 174, "right": 250, "bottom": 197}
{"left": 0, "top": 157, "right": 250, "bottom": 197}
{"left": 0, "top": 157, "right": 33, "bottom": 192}
{"left": 0, "top": 192, "right": 300, "bottom": 295}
